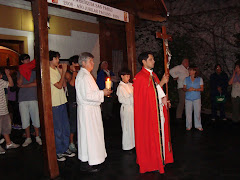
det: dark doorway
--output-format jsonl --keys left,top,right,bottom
{"left": 99, "top": 18, "right": 128, "bottom": 76}
{"left": 0, "top": 39, "right": 24, "bottom": 54}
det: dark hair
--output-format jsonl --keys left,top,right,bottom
{"left": 234, "top": 60, "right": 240, "bottom": 69}
{"left": 19, "top": 54, "right": 30, "bottom": 65}
{"left": 119, "top": 68, "right": 131, "bottom": 80}
{"left": 49, "top": 50, "right": 60, "bottom": 61}
{"left": 97, "top": 61, "right": 103, "bottom": 75}
{"left": 188, "top": 65, "right": 199, "bottom": 78}
{"left": 0, "top": 69, "right": 3, "bottom": 76}
{"left": 138, "top": 52, "right": 153, "bottom": 66}
{"left": 214, "top": 64, "right": 222, "bottom": 70}
{"left": 69, "top": 55, "right": 79, "bottom": 65}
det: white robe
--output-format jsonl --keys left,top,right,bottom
{"left": 116, "top": 81, "right": 135, "bottom": 150}
{"left": 156, "top": 84, "right": 166, "bottom": 159}
{"left": 75, "top": 68, "right": 107, "bottom": 165}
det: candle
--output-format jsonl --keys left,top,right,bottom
{"left": 105, "top": 78, "right": 111, "bottom": 89}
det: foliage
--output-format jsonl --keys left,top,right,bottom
{"left": 233, "top": 33, "right": 240, "bottom": 61}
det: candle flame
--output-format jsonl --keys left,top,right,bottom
{"left": 107, "top": 78, "right": 110, "bottom": 81}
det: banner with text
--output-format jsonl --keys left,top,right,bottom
{"left": 48, "top": 0, "right": 129, "bottom": 22}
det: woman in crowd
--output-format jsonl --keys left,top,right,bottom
{"left": 228, "top": 61, "right": 240, "bottom": 123}
{"left": 183, "top": 65, "right": 204, "bottom": 131}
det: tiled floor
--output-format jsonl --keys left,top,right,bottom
{"left": 0, "top": 108, "right": 240, "bottom": 180}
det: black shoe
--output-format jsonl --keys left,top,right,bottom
{"left": 123, "top": 148, "right": 134, "bottom": 154}
{"left": 88, "top": 166, "right": 100, "bottom": 173}
{"left": 80, "top": 165, "right": 100, "bottom": 173}
{"left": 62, "top": 149, "right": 75, "bottom": 157}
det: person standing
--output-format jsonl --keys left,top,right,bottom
{"left": 210, "top": 64, "right": 228, "bottom": 121}
{"left": 8, "top": 70, "right": 21, "bottom": 129}
{"left": 228, "top": 61, "right": 240, "bottom": 123}
{"left": 76, "top": 52, "right": 112, "bottom": 172}
{"left": 96, "top": 61, "right": 116, "bottom": 120}
{"left": 183, "top": 65, "right": 204, "bottom": 131}
{"left": 17, "top": 54, "right": 42, "bottom": 147}
{"left": 65, "top": 55, "right": 80, "bottom": 152}
{"left": 49, "top": 51, "right": 75, "bottom": 161}
{"left": 170, "top": 58, "right": 189, "bottom": 121}
{"left": 0, "top": 69, "right": 20, "bottom": 154}
{"left": 116, "top": 68, "right": 135, "bottom": 152}
{"left": 96, "top": 61, "right": 115, "bottom": 90}
{"left": 133, "top": 52, "right": 173, "bottom": 174}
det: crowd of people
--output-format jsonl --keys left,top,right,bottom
{"left": 0, "top": 50, "right": 239, "bottom": 174}
{"left": 170, "top": 58, "right": 240, "bottom": 131}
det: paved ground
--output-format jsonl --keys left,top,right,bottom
{"left": 1, "top": 108, "right": 240, "bottom": 180}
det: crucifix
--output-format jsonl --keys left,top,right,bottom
{"left": 156, "top": 26, "right": 172, "bottom": 148}
{"left": 156, "top": 26, "right": 172, "bottom": 100}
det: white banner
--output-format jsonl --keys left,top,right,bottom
{"left": 48, "top": 0, "right": 129, "bottom": 22}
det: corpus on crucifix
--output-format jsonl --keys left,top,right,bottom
{"left": 156, "top": 26, "right": 172, "bottom": 106}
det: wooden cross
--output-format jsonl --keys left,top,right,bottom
{"left": 156, "top": 26, "right": 172, "bottom": 100}
{"left": 156, "top": 26, "right": 172, "bottom": 148}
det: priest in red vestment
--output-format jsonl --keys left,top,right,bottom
{"left": 133, "top": 52, "right": 174, "bottom": 174}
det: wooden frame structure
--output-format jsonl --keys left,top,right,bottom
{"left": 29, "top": 0, "right": 168, "bottom": 178}
{"left": 30, "top": 0, "right": 137, "bottom": 178}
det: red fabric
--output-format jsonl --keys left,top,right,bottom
{"left": 19, "top": 59, "right": 36, "bottom": 81}
{"left": 133, "top": 68, "right": 173, "bottom": 174}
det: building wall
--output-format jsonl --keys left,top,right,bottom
{"left": 0, "top": 0, "right": 100, "bottom": 77}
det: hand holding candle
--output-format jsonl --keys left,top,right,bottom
{"left": 105, "top": 78, "right": 112, "bottom": 89}
{"left": 103, "top": 88, "right": 112, "bottom": 97}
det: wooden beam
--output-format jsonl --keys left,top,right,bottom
{"left": 125, "top": 13, "right": 136, "bottom": 77}
{"left": 137, "top": 12, "right": 166, "bottom": 22}
{"left": 31, "top": 0, "right": 59, "bottom": 179}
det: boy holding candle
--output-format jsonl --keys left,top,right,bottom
{"left": 116, "top": 68, "right": 135, "bottom": 152}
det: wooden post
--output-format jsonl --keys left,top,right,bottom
{"left": 125, "top": 13, "right": 136, "bottom": 77}
{"left": 31, "top": 0, "right": 59, "bottom": 179}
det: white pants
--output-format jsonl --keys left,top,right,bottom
{"left": 185, "top": 99, "right": 202, "bottom": 129}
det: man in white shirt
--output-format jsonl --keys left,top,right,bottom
{"left": 76, "top": 52, "right": 112, "bottom": 172}
{"left": 170, "top": 58, "right": 189, "bottom": 120}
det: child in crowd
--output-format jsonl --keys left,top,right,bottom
{"left": 49, "top": 50, "right": 75, "bottom": 161}
{"left": 65, "top": 55, "right": 80, "bottom": 153}
{"left": 116, "top": 68, "right": 135, "bottom": 151}
{"left": 8, "top": 70, "right": 22, "bottom": 129}
{"left": 0, "top": 69, "right": 20, "bottom": 154}
{"left": 183, "top": 65, "right": 204, "bottom": 131}
{"left": 18, "top": 54, "right": 42, "bottom": 147}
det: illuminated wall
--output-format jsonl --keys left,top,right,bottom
{"left": 0, "top": 0, "right": 100, "bottom": 77}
